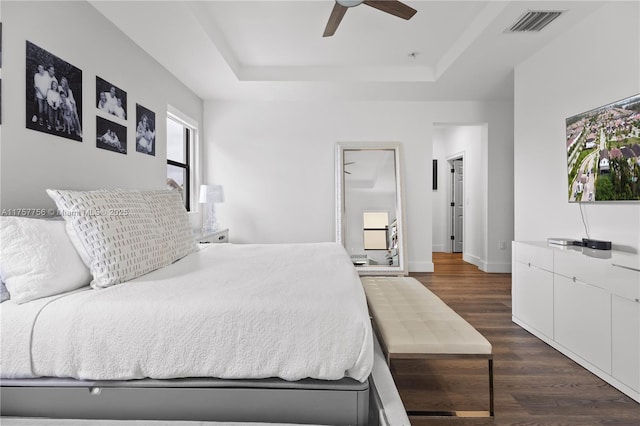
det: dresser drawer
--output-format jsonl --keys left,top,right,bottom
{"left": 608, "top": 264, "right": 640, "bottom": 301}
{"left": 514, "top": 242, "right": 553, "bottom": 272}
{"left": 612, "top": 295, "right": 640, "bottom": 392}
{"left": 513, "top": 260, "right": 554, "bottom": 338}
{"left": 554, "top": 250, "right": 609, "bottom": 286}
{"left": 554, "top": 250, "right": 639, "bottom": 300}
{"left": 554, "top": 274, "right": 611, "bottom": 374}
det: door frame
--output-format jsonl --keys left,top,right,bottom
{"left": 446, "top": 151, "right": 465, "bottom": 254}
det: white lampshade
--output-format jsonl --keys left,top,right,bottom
{"left": 199, "top": 184, "right": 225, "bottom": 204}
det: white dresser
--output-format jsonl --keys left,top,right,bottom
{"left": 512, "top": 241, "right": 640, "bottom": 402}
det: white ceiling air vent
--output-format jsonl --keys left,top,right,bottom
{"left": 506, "top": 11, "right": 564, "bottom": 33}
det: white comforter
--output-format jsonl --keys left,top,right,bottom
{"left": 1, "top": 243, "right": 373, "bottom": 382}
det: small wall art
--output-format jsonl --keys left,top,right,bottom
{"left": 26, "top": 41, "right": 83, "bottom": 141}
{"left": 96, "top": 116, "right": 127, "bottom": 154}
{"left": 135, "top": 104, "right": 156, "bottom": 156}
{"left": 96, "top": 76, "right": 127, "bottom": 120}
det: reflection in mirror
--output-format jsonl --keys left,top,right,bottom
{"left": 363, "top": 211, "right": 389, "bottom": 250}
{"left": 336, "top": 142, "right": 407, "bottom": 275}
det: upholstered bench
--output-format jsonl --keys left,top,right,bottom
{"left": 361, "top": 276, "right": 494, "bottom": 417}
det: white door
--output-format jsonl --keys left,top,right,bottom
{"left": 451, "top": 159, "right": 463, "bottom": 252}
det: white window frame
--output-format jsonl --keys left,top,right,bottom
{"left": 167, "top": 105, "right": 199, "bottom": 212}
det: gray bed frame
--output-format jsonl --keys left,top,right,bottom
{"left": 1, "top": 376, "right": 371, "bottom": 425}
{"left": 1, "top": 321, "right": 409, "bottom": 426}
{"left": 0, "top": 336, "right": 411, "bottom": 425}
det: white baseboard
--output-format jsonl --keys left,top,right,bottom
{"left": 484, "top": 262, "right": 512, "bottom": 273}
{"left": 463, "top": 254, "right": 511, "bottom": 273}
{"left": 408, "top": 261, "right": 434, "bottom": 273}
{"left": 463, "top": 253, "right": 483, "bottom": 269}
{"left": 431, "top": 244, "right": 445, "bottom": 252}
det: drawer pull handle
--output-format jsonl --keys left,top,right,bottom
{"left": 89, "top": 387, "right": 102, "bottom": 396}
{"left": 612, "top": 263, "right": 640, "bottom": 273}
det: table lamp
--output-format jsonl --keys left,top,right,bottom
{"left": 199, "top": 184, "right": 224, "bottom": 233}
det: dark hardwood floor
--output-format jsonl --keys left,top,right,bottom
{"left": 391, "top": 253, "right": 639, "bottom": 426}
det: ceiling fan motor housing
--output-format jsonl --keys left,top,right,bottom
{"left": 337, "top": 0, "right": 365, "bottom": 7}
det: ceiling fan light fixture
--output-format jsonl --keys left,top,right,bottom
{"left": 337, "top": 0, "right": 365, "bottom": 7}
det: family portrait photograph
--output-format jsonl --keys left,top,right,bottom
{"left": 96, "top": 116, "right": 127, "bottom": 155}
{"left": 25, "top": 41, "right": 83, "bottom": 141}
{"left": 136, "top": 104, "right": 156, "bottom": 156}
{"left": 96, "top": 76, "right": 127, "bottom": 120}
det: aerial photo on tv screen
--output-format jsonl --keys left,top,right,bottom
{"left": 566, "top": 93, "right": 640, "bottom": 202}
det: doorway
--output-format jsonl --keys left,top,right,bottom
{"left": 450, "top": 157, "right": 463, "bottom": 253}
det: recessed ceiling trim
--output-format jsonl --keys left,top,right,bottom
{"left": 435, "top": 1, "right": 510, "bottom": 79}
{"left": 238, "top": 65, "right": 435, "bottom": 83}
{"left": 506, "top": 10, "right": 564, "bottom": 33}
{"left": 188, "top": 2, "right": 241, "bottom": 75}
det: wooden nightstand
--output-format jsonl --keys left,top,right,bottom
{"left": 195, "top": 228, "right": 229, "bottom": 244}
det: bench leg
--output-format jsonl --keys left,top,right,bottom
{"left": 405, "top": 357, "right": 495, "bottom": 418}
{"left": 489, "top": 358, "right": 495, "bottom": 416}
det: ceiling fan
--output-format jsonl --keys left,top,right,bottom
{"left": 323, "top": 0, "right": 417, "bottom": 37}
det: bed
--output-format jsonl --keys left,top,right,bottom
{"left": 0, "top": 189, "right": 377, "bottom": 425}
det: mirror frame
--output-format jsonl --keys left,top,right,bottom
{"left": 335, "top": 142, "right": 408, "bottom": 276}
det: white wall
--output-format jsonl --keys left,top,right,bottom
{"left": 514, "top": 1, "right": 640, "bottom": 251}
{"left": 432, "top": 125, "right": 485, "bottom": 268}
{"left": 0, "top": 1, "right": 203, "bottom": 211}
{"left": 204, "top": 100, "right": 513, "bottom": 272}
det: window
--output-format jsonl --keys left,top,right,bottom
{"left": 166, "top": 113, "right": 195, "bottom": 211}
{"left": 363, "top": 211, "right": 389, "bottom": 250}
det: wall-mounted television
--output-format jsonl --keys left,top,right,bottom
{"left": 566, "top": 93, "right": 640, "bottom": 202}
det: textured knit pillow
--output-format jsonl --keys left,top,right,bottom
{"left": 47, "top": 189, "right": 171, "bottom": 289}
{"left": 0, "top": 217, "right": 91, "bottom": 303}
{"left": 141, "top": 190, "right": 198, "bottom": 263}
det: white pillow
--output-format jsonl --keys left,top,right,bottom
{"left": 0, "top": 217, "right": 91, "bottom": 304}
{"left": 141, "top": 190, "right": 198, "bottom": 263}
{"left": 47, "top": 189, "right": 171, "bottom": 289}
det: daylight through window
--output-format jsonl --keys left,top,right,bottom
{"left": 166, "top": 115, "right": 193, "bottom": 211}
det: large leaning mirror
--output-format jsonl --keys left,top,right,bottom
{"left": 336, "top": 142, "right": 408, "bottom": 275}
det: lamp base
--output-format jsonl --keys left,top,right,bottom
{"left": 201, "top": 202, "right": 220, "bottom": 234}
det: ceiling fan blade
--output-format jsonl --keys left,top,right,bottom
{"left": 323, "top": 3, "right": 349, "bottom": 37}
{"left": 363, "top": 0, "right": 417, "bottom": 20}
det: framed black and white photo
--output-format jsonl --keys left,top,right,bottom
{"left": 96, "top": 116, "right": 127, "bottom": 155}
{"left": 96, "top": 76, "right": 127, "bottom": 120}
{"left": 135, "top": 104, "right": 156, "bottom": 156}
{"left": 26, "top": 41, "right": 83, "bottom": 141}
